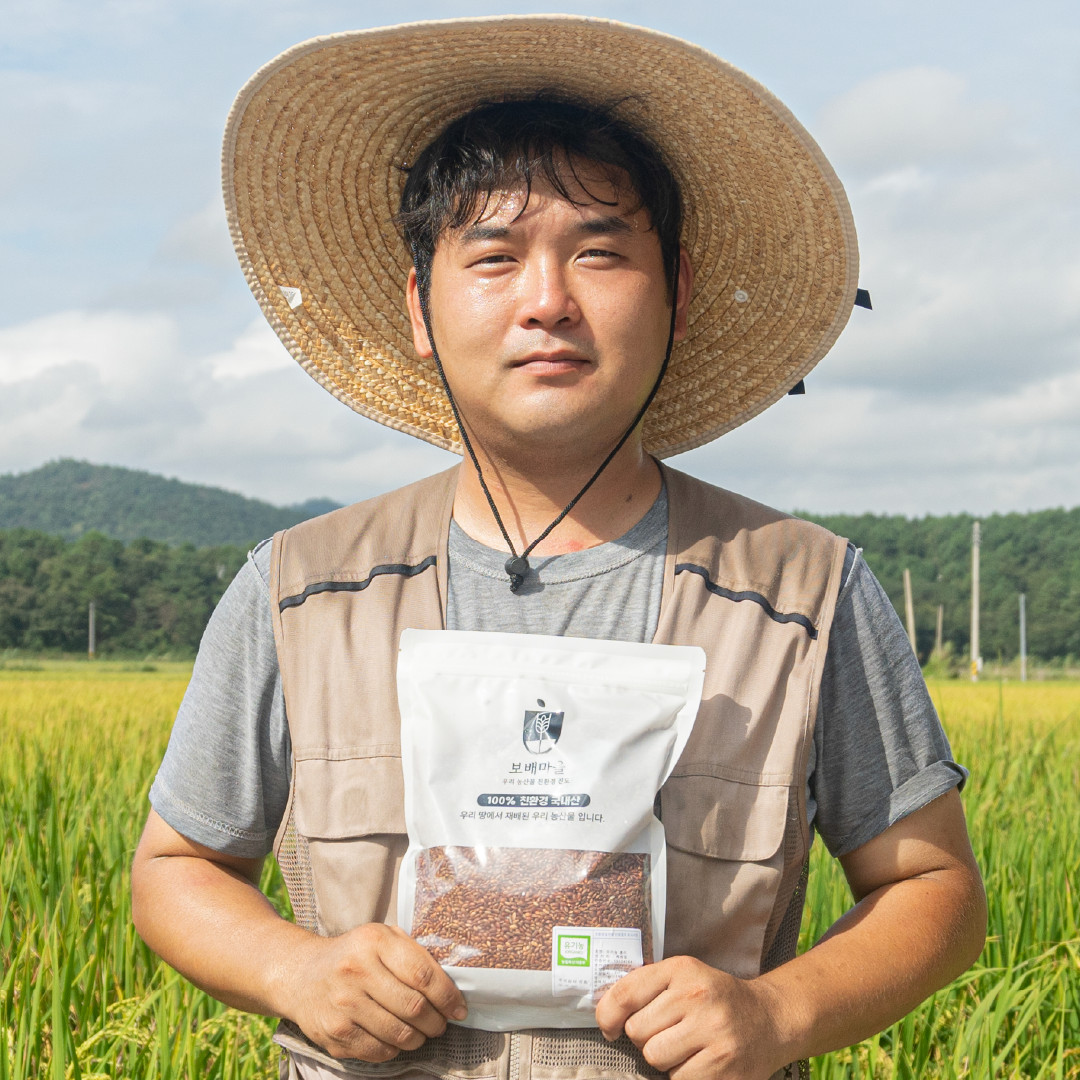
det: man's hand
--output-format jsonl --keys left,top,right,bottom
{"left": 598, "top": 789, "right": 985, "bottom": 1076}
{"left": 291, "top": 922, "right": 467, "bottom": 1061}
{"left": 596, "top": 957, "right": 784, "bottom": 1080}
{"left": 132, "top": 810, "right": 467, "bottom": 1062}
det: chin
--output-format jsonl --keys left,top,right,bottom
{"left": 497, "top": 412, "right": 632, "bottom": 457}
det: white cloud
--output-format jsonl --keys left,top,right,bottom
{"left": 677, "top": 358, "right": 1080, "bottom": 516}
{"left": 0, "top": 308, "right": 454, "bottom": 506}
{"left": 671, "top": 61, "right": 1080, "bottom": 514}
{"left": 863, "top": 167, "right": 934, "bottom": 197}
{"left": 0, "top": 309, "right": 182, "bottom": 387}
{"left": 682, "top": 62, "right": 1075, "bottom": 518}
{"left": 803, "top": 65, "right": 1080, "bottom": 416}
{"left": 205, "top": 319, "right": 293, "bottom": 379}
{"left": 816, "top": 67, "right": 1013, "bottom": 173}
{"left": 158, "top": 201, "right": 237, "bottom": 269}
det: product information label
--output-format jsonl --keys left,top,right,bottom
{"left": 551, "top": 926, "right": 644, "bottom": 997}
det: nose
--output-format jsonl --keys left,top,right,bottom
{"left": 517, "top": 256, "right": 580, "bottom": 329}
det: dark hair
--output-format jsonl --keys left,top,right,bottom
{"left": 397, "top": 95, "right": 683, "bottom": 299}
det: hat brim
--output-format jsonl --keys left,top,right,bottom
{"left": 223, "top": 16, "right": 858, "bottom": 457}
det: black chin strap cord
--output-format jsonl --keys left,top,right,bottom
{"left": 412, "top": 246, "right": 680, "bottom": 592}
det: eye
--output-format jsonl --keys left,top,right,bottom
{"left": 579, "top": 248, "right": 622, "bottom": 262}
{"left": 472, "top": 252, "right": 515, "bottom": 267}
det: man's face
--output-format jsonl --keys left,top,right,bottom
{"left": 406, "top": 163, "right": 692, "bottom": 465}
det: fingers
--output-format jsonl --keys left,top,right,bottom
{"left": 631, "top": 1017, "right": 709, "bottom": 1075}
{"left": 380, "top": 925, "right": 469, "bottom": 1025}
{"left": 598, "top": 961, "right": 704, "bottom": 1067}
{"left": 597, "top": 958, "right": 782, "bottom": 1080}
{"left": 345, "top": 935, "right": 463, "bottom": 1047}
{"left": 595, "top": 960, "right": 673, "bottom": 1039}
{"left": 295, "top": 923, "right": 468, "bottom": 1062}
{"left": 319, "top": 981, "right": 449, "bottom": 1060}
{"left": 318, "top": 1005, "right": 410, "bottom": 1063}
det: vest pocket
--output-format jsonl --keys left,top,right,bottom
{"left": 289, "top": 755, "right": 408, "bottom": 936}
{"left": 292, "top": 754, "right": 407, "bottom": 838}
{"left": 660, "top": 773, "right": 788, "bottom": 861}
{"left": 659, "top": 773, "right": 791, "bottom": 976}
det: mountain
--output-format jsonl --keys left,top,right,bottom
{"left": 0, "top": 460, "right": 342, "bottom": 547}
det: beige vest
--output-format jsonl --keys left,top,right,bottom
{"left": 268, "top": 464, "right": 847, "bottom": 1080}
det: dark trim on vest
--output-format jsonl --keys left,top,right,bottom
{"left": 278, "top": 556, "right": 438, "bottom": 613}
{"left": 674, "top": 562, "right": 818, "bottom": 639}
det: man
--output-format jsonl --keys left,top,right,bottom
{"left": 132, "top": 17, "right": 986, "bottom": 1080}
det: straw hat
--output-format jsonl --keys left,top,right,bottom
{"left": 223, "top": 16, "right": 858, "bottom": 457}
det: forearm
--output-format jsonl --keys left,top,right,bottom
{"left": 131, "top": 843, "right": 313, "bottom": 1018}
{"left": 132, "top": 810, "right": 468, "bottom": 1060}
{"left": 757, "top": 860, "right": 987, "bottom": 1063}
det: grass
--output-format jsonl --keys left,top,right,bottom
{"left": 2, "top": 665, "right": 1078, "bottom": 1077}
{"left": 0, "top": 665, "right": 282, "bottom": 1078}
{"left": 804, "top": 680, "right": 1080, "bottom": 1077}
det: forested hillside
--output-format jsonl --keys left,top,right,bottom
{"left": 0, "top": 460, "right": 339, "bottom": 546}
{"left": 803, "top": 508, "right": 1080, "bottom": 664}
{"left": 0, "top": 528, "right": 246, "bottom": 655}
{"left": 0, "top": 460, "right": 1076, "bottom": 660}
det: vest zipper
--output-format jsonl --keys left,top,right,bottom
{"left": 508, "top": 1031, "right": 521, "bottom": 1080}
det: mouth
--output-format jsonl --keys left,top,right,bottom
{"left": 510, "top": 352, "right": 591, "bottom": 376}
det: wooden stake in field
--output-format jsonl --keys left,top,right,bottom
{"left": 935, "top": 604, "right": 944, "bottom": 658}
{"left": 1019, "top": 592, "right": 1027, "bottom": 682}
{"left": 970, "top": 522, "right": 981, "bottom": 682}
{"left": 88, "top": 600, "right": 96, "bottom": 660}
{"left": 903, "top": 567, "right": 917, "bottom": 655}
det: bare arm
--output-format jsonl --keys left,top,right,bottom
{"left": 595, "top": 788, "right": 986, "bottom": 1079}
{"left": 131, "top": 809, "right": 467, "bottom": 1061}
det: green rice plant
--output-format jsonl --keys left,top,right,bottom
{"left": 3, "top": 666, "right": 1078, "bottom": 1077}
{"left": 803, "top": 680, "right": 1080, "bottom": 1078}
{"left": 0, "top": 667, "right": 283, "bottom": 1079}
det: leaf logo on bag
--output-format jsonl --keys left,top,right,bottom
{"left": 523, "top": 699, "right": 563, "bottom": 754}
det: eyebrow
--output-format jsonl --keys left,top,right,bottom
{"left": 576, "top": 215, "right": 635, "bottom": 236}
{"left": 459, "top": 223, "right": 512, "bottom": 243}
{"left": 458, "top": 214, "right": 635, "bottom": 244}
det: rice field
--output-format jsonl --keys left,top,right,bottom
{"left": 2, "top": 664, "right": 1078, "bottom": 1078}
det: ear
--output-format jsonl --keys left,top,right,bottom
{"left": 673, "top": 246, "right": 694, "bottom": 342}
{"left": 406, "top": 266, "right": 434, "bottom": 358}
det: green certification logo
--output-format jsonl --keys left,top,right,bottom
{"left": 557, "top": 934, "right": 591, "bottom": 967}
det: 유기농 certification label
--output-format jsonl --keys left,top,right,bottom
{"left": 551, "top": 926, "right": 644, "bottom": 997}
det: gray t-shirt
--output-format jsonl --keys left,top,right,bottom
{"left": 150, "top": 488, "right": 965, "bottom": 862}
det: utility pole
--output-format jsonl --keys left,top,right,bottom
{"left": 1019, "top": 593, "right": 1027, "bottom": 682}
{"left": 935, "top": 604, "right": 944, "bottom": 657}
{"left": 970, "top": 522, "right": 981, "bottom": 682}
{"left": 88, "top": 600, "right": 96, "bottom": 660}
{"left": 903, "top": 568, "right": 917, "bottom": 655}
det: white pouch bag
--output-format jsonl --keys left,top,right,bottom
{"left": 396, "top": 629, "right": 705, "bottom": 1030}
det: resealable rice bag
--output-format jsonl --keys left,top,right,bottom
{"left": 397, "top": 630, "right": 705, "bottom": 1030}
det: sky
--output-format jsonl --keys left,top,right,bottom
{"left": 1, "top": 0, "right": 1078, "bottom": 516}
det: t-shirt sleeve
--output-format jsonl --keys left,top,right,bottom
{"left": 149, "top": 539, "right": 291, "bottom": 858}
{"left": 808, "top": 547, "right": 968, "bottom": 858}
